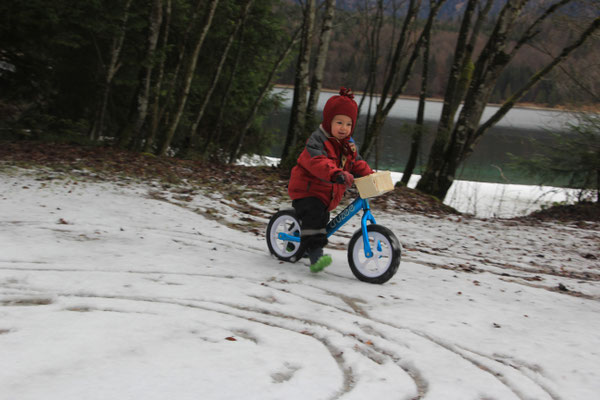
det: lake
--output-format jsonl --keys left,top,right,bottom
{"left": 263, "top": 87, "right": 574, "bottom": 186}
{"left": 237, "top": 154, "right": 579, "bottom": 218}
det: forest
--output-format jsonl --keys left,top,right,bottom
{"left": 1, "top": 0, "right": 598, "bottom": 200}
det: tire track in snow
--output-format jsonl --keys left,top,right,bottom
{"left": 41, "top": 292, "right": 361, "bottom": 399}
{"left": 0, "top": 264, "right": 560, "bottom": 399}
{"left": 264, "top": 282, "right": 559, "bottom": 400}
{"left": 454, "top": 346, "right": 562, "bottom": 400}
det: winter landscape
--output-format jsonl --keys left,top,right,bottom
{"left": 1, "top": 146, "right": 599, "bottom": 400}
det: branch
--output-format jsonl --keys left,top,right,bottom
{"left": 510, "top": 0, "right": 573, "bottom": 57}
{"left": 557, "top": 63, "right": 600, "bottom": 103}
{"left": 475, "top": 16, "right": 600, "bottom": 140}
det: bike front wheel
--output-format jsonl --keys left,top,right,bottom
{"left": 266, "top": 209, "right": 303, "bottom": 262}
{"left": 348, "top": 224, "right": 401, "bottom": 284}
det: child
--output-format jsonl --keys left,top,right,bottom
{"left": 288, "top": 87, "right": 374, "bottom": 273}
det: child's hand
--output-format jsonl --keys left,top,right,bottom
{"left": 334, "top": 171, "right": 354, "bottom": 188}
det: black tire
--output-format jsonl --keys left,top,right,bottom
{"left": 266, "top": 209, "right": 303, "bottom": 262}
{"left": 347, "top": 224, "right": 401, "bottom": 284}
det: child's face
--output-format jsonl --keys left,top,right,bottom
{"left": 330, "top": 115, "right": 353, "bottom": 140}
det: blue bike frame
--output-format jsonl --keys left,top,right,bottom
{"left": 277, "top": 197, "right": 377, "bottom": 258}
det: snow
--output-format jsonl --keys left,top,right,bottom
{"left": 392, "top": 172, "right": 581, "bottom": 219}
{"left": 236, "top": 156, "right": 579, "bottom": 218}
{"left": 1, "top": 167, "right": 599, "bottom": 400}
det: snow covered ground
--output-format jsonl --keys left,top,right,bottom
{"left": 1, "top": 167, "right": 599, "bottom": 400}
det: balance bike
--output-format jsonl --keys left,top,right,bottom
{"left": 266, "top": 195, "right": 401, "bottom": 284}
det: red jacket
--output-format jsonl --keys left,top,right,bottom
{"left": 288, "top": 127, "right": 374, "bottom": 211}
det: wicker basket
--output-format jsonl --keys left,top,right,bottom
{"left": 355, "top": 171, "right": 394, "bottom": 198}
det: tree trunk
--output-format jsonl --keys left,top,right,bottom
{"left": 415, "top": 0, "right": 476, "bottom": 193}
{"left": 183, "top": 0, "right": 254, "bottom": 155}
{"left": 415, "top": 1, "right": 592, "bottom": 201}
{"left": 151, "top": 0, "right": 205, "bottom": 146}
{"left": 158, "top": 0, "right": 219, "bottom": 156}
{"left": 144, "top": 0, "right": 172, "bottom": 153}
{"left": 401, "top": 0, "right": 438, "bottom": 186}
{"left": 360, "top": 0, "right": 447, "bottom": 160}
{"left": 120, "top": 0, "right": 163, "bottom": 149}
{"left": 280, "top": 0, "right": 316, "bottom": 166}
{"left": 417, "top": 0, "right": 528, "bottom": 199}
{"left": 203, "top": 18, "right": 247, "bottom": 157}
{"left": 228, "top": 27, "right": 301, "bottom": 164}
{"left": 360, "top": 0, "right": 421, "bottom": 158}
{"left": 305, "top": 0, "right": 335, "bottom": 133}
{"left": 357, "top": 0, "right": 384, "bottom": 124}
{"left": 89, "top": 0, "right": 133, "bottom": 141}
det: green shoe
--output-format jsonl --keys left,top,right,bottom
{"left": 310, "top": 254, "right": 332, "bottom": 273}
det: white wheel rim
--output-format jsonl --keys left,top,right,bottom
{"left": 269, "top": 214, "right": 301, "bottom": 258}
{"left": 352, "top": 231, "right": 393, "bottom": 278}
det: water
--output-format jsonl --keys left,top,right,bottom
{"left": 264, "top": 88, "right": 573, "bottom": 185}
{"left": 237, "top": 154, "right": 580, "bottom": 218}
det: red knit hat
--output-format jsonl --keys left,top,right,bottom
{"left": 322, "top": 87, "right": 358, "bottom": 135}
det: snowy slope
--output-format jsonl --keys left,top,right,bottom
{"left": 1, "top": 167, "right": 599, "bottom": 400}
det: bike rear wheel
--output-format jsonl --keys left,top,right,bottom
{"left": 348, "top": 224, "right": 401, "bottom": 284}
{"left": 266, "top": 209, "right": 303, "bottom": 262}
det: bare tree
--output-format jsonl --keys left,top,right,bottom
{"left": 360, "top": 0, "right": 438, "bottom": 160}
{"left": 402, "top": 0, "right": 445, "bottom": 185}
{"left": 356, "top": 0, "right": 385, "bottom": 127}
{"left": 416, "top": 1, "right": 600, "bottom": 200}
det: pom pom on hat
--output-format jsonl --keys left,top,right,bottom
{"left": 322, "top": 87, "right": 358, "bottom": 135}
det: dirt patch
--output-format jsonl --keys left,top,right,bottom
{"left": 1, "top": 140, "right": 595, "bottom": 224}
{"left": 1, "top": 298, "right": 54, "bottom": 306}
{"left": 522, "top": 202, "right": 600, "bottom": 224}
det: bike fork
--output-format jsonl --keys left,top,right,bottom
{"left": 361, "top": 203, "right": 377, "bottom": 258}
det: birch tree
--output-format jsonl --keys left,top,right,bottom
{"left": 119, "top": 0, "right": 163, "bottom": 149}
{"left": 280, "top": 0, "right": 316, "bottom": 164}
{"left": 183, "top": 0, "right": 255, "bottom": 154}
{"left": 228, "top": 27, "right": 302, "bottom": 163}
{"left": 158, "top": 0, "right": 220, "bottom": 156}
{"left": 89, "top": 0, "right": 134, "bottom": 141}
{"left": 304, "top": 0, "right": 336, "bottom": 132}
{"left": 144, "top": 0, "right": 172, "bottom": 152}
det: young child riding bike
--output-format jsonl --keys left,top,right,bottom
{"left": 288, "top": 87, "right": 374, "bottom": 273}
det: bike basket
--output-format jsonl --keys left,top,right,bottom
{"left": 355, "top": 171, "right": 394, "bottom": 198}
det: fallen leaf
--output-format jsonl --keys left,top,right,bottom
{"left": 558, "top": 283, "right": 569, "bottom": 292}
